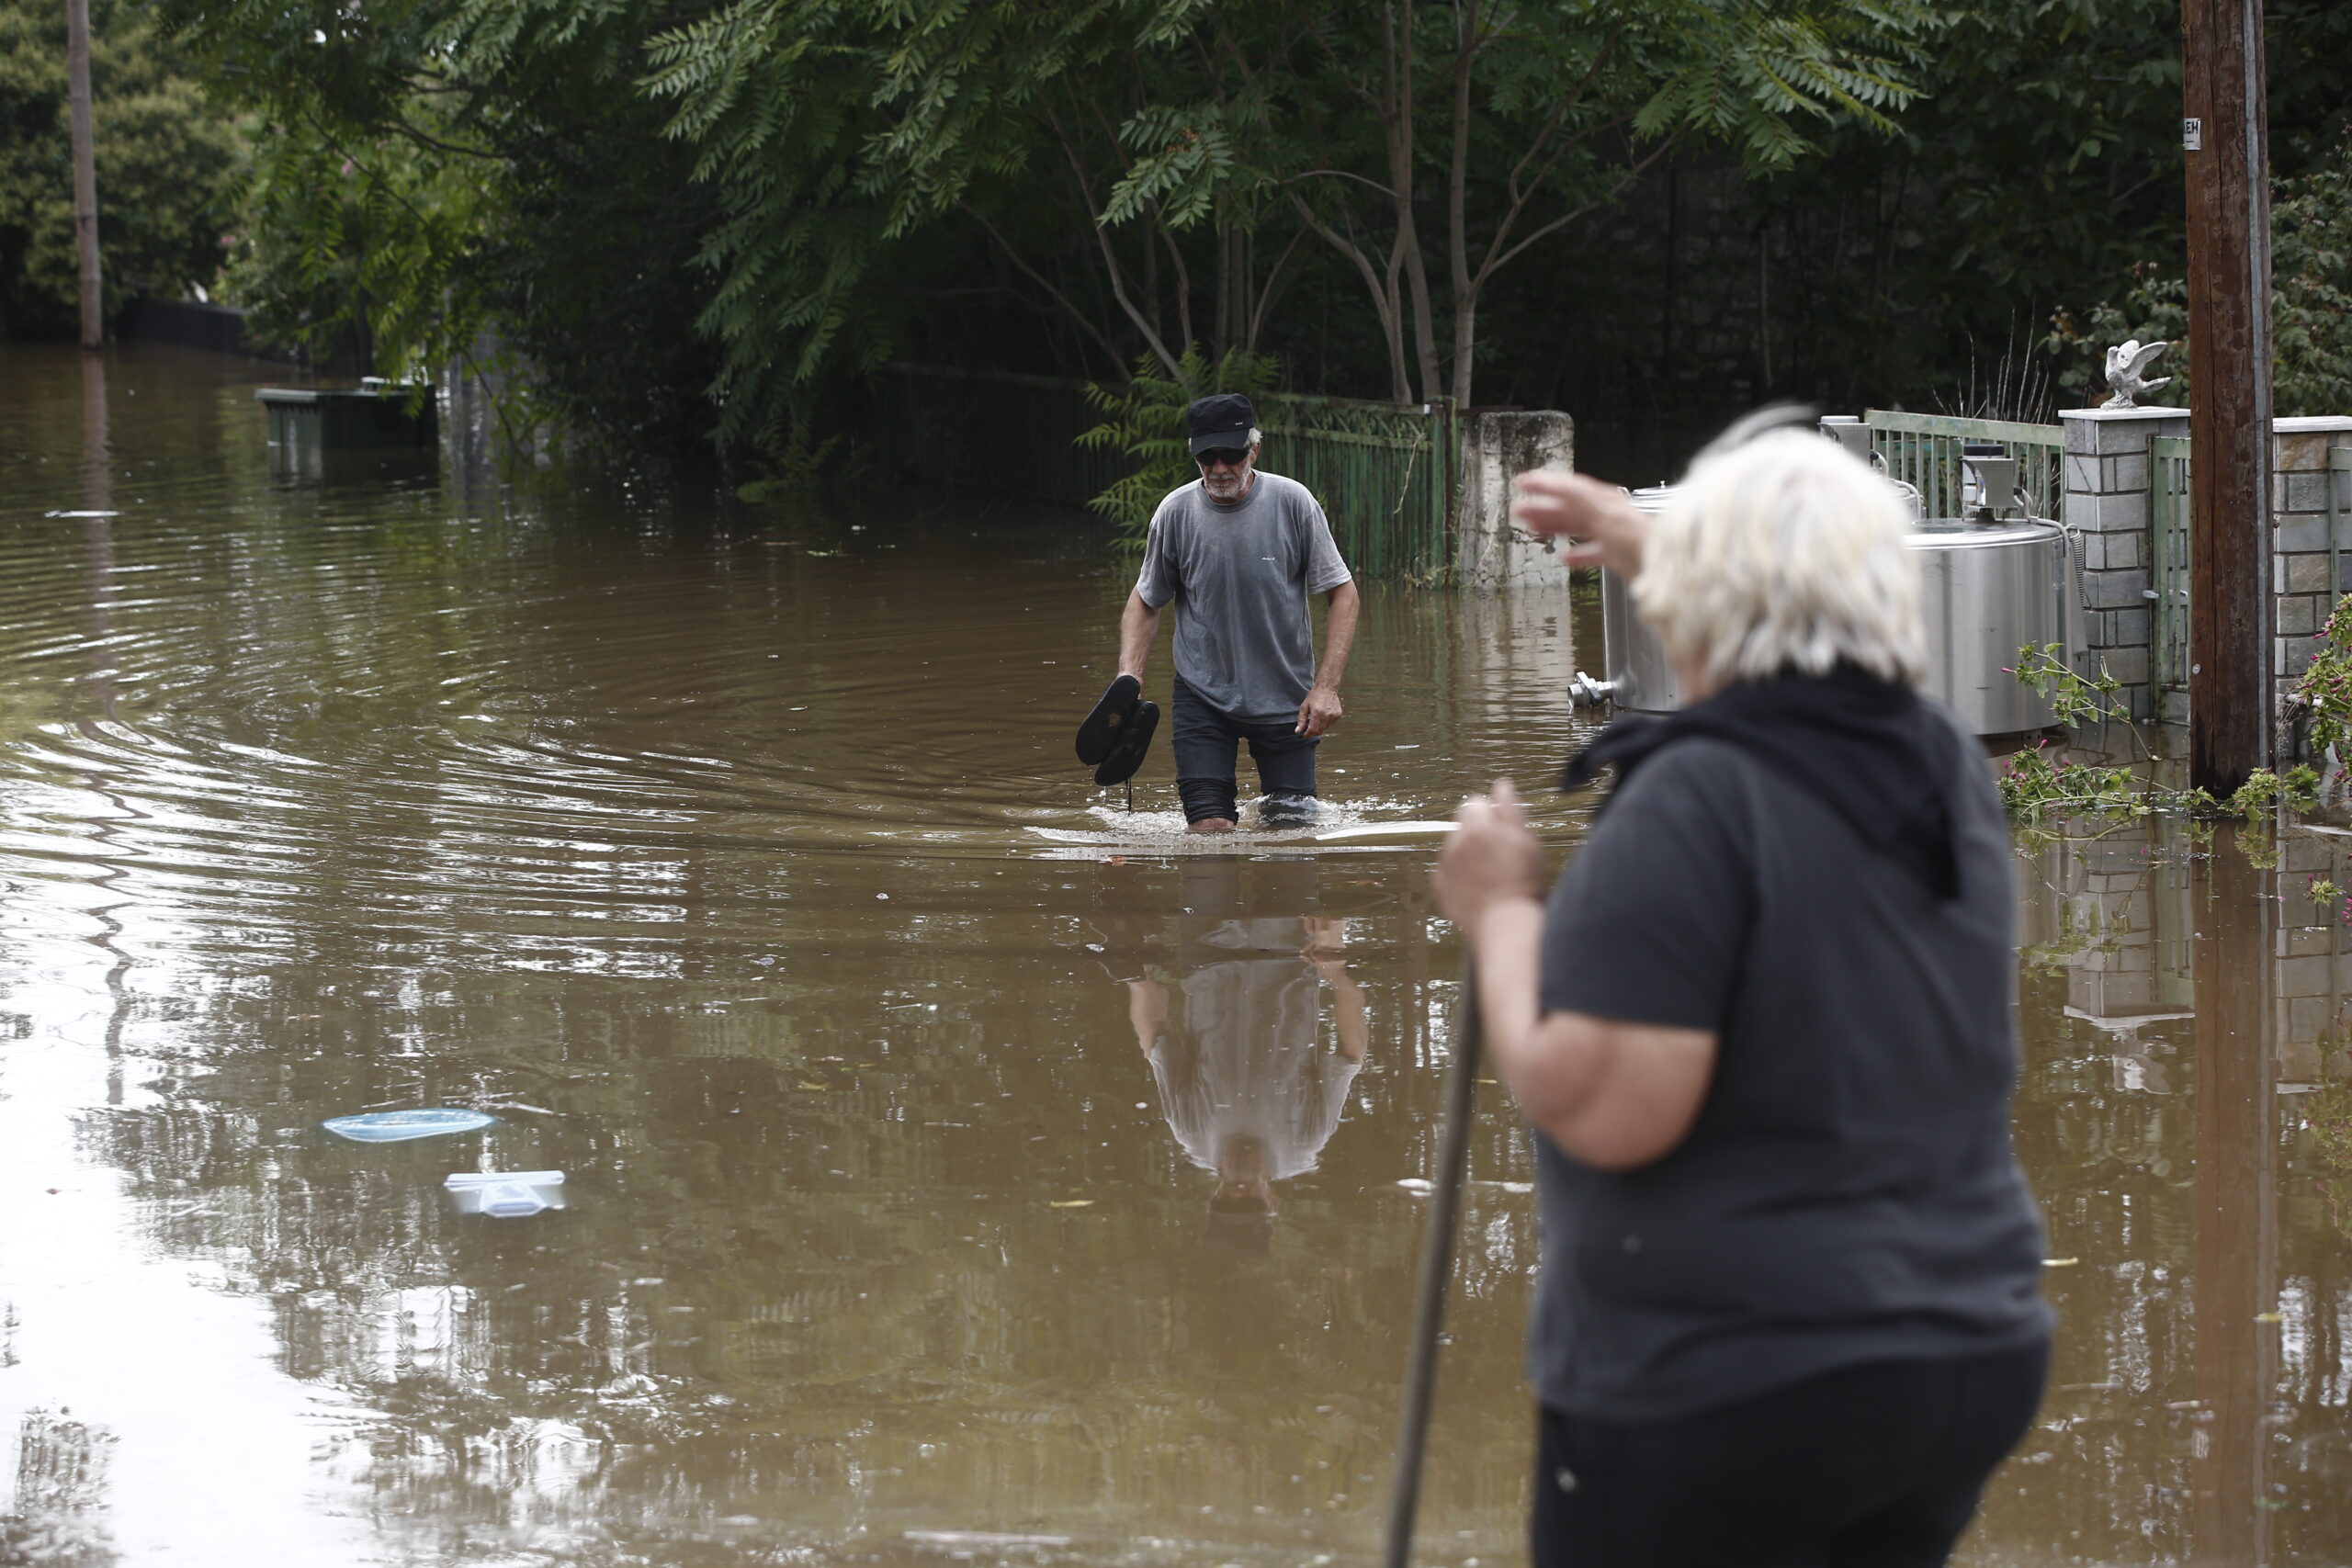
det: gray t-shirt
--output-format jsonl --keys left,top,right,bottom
{"left": 1532, "top": 717, "right": 2052, "bottom": 1421}
{"left": 1148, "top": 916, "right": 1364, "bottom": 1180}
{"left": 1135, "top": 470, "right": 1352, "bottom": 724}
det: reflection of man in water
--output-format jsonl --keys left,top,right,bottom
{"left": 1097, "top": 860, "right": 1369, "bottom": 1236}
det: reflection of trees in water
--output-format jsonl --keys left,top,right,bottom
{"left": 2, "top": 1409, "right": 118, "bottom": 1567}
{"left": 74, "top": 895, "right": 1536, "bottom": 1557}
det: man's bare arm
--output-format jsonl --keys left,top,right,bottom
{"left": 1119, "top": 591, "right": 1160, "bottom": 680}
{"left": 1125, "top": 977, "right": 1169, "bottom": 1058}
{"left": 1295, "top": 581, "right": 1360, "bottom": 737}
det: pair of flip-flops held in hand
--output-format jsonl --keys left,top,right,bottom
{"left": 1075, "top": 675, "right": 1159, "bottom": 785}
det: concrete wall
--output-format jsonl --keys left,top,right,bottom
{"left": 1454, "top": 410, "right": 1575, "bottom": 590}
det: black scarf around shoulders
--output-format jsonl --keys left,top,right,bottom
{"left": 1561, "top": 663, "right": 1967, "bottom": 900}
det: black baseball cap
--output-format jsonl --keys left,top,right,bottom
{"left": 1187, "top": 393, "right": 1257, "bottom": 457}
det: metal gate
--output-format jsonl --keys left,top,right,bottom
{"left": 1255, "top": 393, "right": 1454, "bottom": 582}
{"left": 1864, "top": 410, "right": 2064, "bottom": 519}
{"left": 2151, "top": 435, "right": 2193, "bottom": 709}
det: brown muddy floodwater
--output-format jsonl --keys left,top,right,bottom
{"left": 0, "top": 344, "right": 2347, "bottom": 1567}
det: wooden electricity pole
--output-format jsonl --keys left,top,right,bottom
{"left": 66, "top": 0, "right": 101, "bottom": 350}
{"left": 2182, "top": 0, "right": 2273, "bottom": 794}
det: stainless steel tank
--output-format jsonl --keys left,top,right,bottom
{"left": 1591, "top": 487, "right": 2077, "bottom": 736}
{"left": 1592, "top": 488, "right": 1688, "bottom": 713}
{"left": 1910, "top": 518, "right": 2075, "bottom": 734}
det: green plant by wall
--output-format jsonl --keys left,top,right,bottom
{"left": 1077, "top": 345, "right": 1278, "bottom": 549}
{"left": 2000, "top": 643, "right": 2318, "bottom": 822}
{"left": 2297, "top": 594, "right": 2352, "bottom": 765}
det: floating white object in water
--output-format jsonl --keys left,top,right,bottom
{"left": 46, "top": 509, "right": 119, "bottom": 519}
{"left": 1396, "top": 1178, "right": 1435, "bottom": 1193}
{"left": 322, "top": 1108, "right": 496, "bottom": 1143}
{"left": 1315, "top": 820, "right": 1458, "bottom": 842}
{"left": 445, "top": 1169, "right": 566, "bottom": 1218}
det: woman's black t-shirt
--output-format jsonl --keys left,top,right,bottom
{"left": 1532, "top": 713, "right": 2052, "bottom": 1421}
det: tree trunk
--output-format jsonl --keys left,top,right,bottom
{"left": 1450, "top": 298, "right": 1476, "bottom": 411}
{"left": 1211, "top": 221, "right": 1231, "bottom": 357}
{"left": 66, "top": 0, "right": 101, "bottom": 350}
{"left": 1445, "top": 0, "right": 1481, "bottom": 407}
{"left": 1384, "top": 0, "right": 1442, "bottom": 404}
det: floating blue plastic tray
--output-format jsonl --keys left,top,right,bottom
{"left": 322, "top": 1108, "right": 496, "bottom": 1144}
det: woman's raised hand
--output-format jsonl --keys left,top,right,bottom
{"left": 1511, "top": 469, "right": 1649, "bottom": 579}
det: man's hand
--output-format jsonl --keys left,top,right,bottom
{"left": 1300, "top": 915, "right": 1348, "bottom": 958}
{"left": 1511, "top": 470, "right": 1650, "bottom": 579}
{"left": 1433, "top": 778, "right": 1546, "bottom": 939}
{"left": 1295, "top": 683, "right": 1343, "bottom": 737}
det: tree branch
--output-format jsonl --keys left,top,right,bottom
{"left": 1044, "top": 105, "right": 1183, "bottom": 377}
{"left": 1246, "top": 225, "right": 1309, "bottom": 353}
{"left": 956, "top": 201, "right": 1130, "bottom": 380}
{"left": 1288, "top": 191, "right": 1412, "bottom": 402}
{"left": 1481, "top": 142, "right": 1670, "bottom": 280}
{"left": 1282, "top": 167, "right": 1401, "bottom": 199}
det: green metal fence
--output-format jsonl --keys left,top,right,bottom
{"left": 1255, "top": 392, "right": 1453, "bottom": 581}
{"left": 1864, "top": 410, "right": 2065, "bottom": 520}
{"left": 2151, "top": 434, "right": 2194, "bottom": 697}
{"left": 873, "top": 364, "right": 1455, "bottom": 581}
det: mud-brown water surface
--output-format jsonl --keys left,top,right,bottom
{"left": 1, "top": 344, "right": 2347, "bottom": 1566}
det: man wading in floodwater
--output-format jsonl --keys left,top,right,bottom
{"left": 1111, "top": 393, "right": 1359, "bottom": 832}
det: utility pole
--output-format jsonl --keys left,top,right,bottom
{"left": 66, "top": 0, "right": 101, "bottom": 350}
{"left": 2181, "top": 0, "right": 2272, "bottom": 794}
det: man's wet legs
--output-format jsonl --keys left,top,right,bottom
{"left": 1248, "top": 728, "right": 1318, "bottom": 826}
{"left": 1172, "top": 676, "right": 1318, "bottom": 831}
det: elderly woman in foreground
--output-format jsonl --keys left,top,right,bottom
{"left": 1435, "top": 429, "right": 2052, "bottom": 1568}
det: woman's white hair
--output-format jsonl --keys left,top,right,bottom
{"left": 1633, "top": 428, "right": 1925, "bottom": 689}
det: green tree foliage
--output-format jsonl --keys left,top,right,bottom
{"left": 2043, "top": 131, "right": 2352, "bottom": 416}
{"left": 644, "top": 0, "right": 1941, "bottom": 423}
{"left": 144, "top": 0, "right": 2352, "bottom": 467}
{"left": 0, "top": 0, "right": 241, "bottom": 340}
{"left": 639, "top": 0, "right": 1212, "bottom": 446}
{"left": 159, "top": 0, "right": 724, "bottom": 451}
{"left": 2270, "top": 134, "right": 2352, "bottom": 417}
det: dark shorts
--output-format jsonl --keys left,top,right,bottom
{"left": 1170, "top": 674, "right": 1317, "bottom": 824}
{"left": 1532, "top": 1341, "right": 2048, "bottom": 1568}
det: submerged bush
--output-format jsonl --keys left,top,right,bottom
{"left": 2000, "top": 643, "right": 2318, "bottom": 823}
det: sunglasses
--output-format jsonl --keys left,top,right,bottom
{"left": 1196, "top": 447, "right": 1250, "bottom": 470}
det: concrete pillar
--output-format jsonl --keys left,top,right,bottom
{"left": 2063, "top": 406, "right": 2191, "bottom": 722}
{"left": 2269, "top": 416, "right": 2352, "bottom": 696}
{"left": 1454, "top": 410, "right": 1574, "bottom": 590}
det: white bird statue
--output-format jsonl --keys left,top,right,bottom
{"left": 2102, "top": 339, "right": 2172, "bottom": 408}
